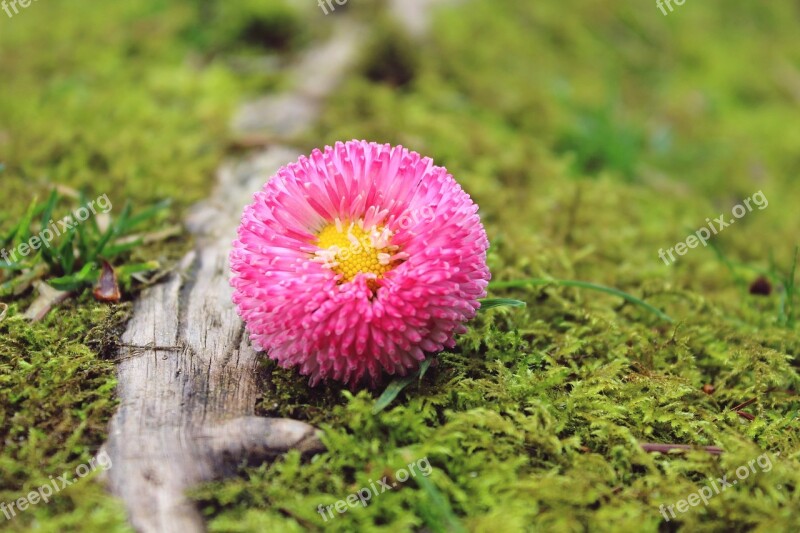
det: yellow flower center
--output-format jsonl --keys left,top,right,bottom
{"left": 314, "top": 220, "right": 398, "bottom": 284}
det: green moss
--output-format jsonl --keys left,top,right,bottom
{"left": 199, "top": 0, "right": 799, "bottom": 531}
{"left": 0, "top": 300, "right": 131, "bottom": 531}
{"left": 0, "top": 0, "right": 308, "bottom": 222}
{"left": 0, "top": 0, "right": 305, "bottom": 529}
{"left": 3, "top": 0, "right": 800, "bottom": 530}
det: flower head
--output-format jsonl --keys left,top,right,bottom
{"left": 230, "top": 140, "right": 490, "bottom": 387}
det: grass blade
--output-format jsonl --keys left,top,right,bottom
{"left": 13, "top": 197, "right": 40, "bottom": 247}
{"left": 90, "top": 201, "right": 131, "bottom": 261}
{"left": 49, "top": 262, "right": 99, "bottom": 291}
{"left": 415, "top": 473, "right": 467, "bottom": 533}
{"left": 478, "top": 298, "right": 526, "bottom": 311}
{"left": 372, "top": 359, "right": 431, "bottom": 414}
{"left": 489, "top": 278, "right": 673, "bottom": 323}
{"left": 57, "top": 228, "right": 77, "bottom": 274}
{"left": 101, "top": 238, "right": 144, "bottom": 259}
{"left": 122, "top": 199, "right": 171, "bottom": 231}
{"left": 39, "top": 189, "right": 59, "bottom": 231}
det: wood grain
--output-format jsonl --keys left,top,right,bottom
{"left": 105, "top": 150, "right": 326, "bottom": 533}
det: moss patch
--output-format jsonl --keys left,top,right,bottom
{"left": 196, "top": 0, "right": 800, "bottom": 531}
{"left": 0, "top": 0, "right": 308, "bottom": 529}
{"left": 0, "top": 300, "right": 131, "bottom": 531}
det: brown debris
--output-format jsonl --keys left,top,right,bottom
{"left": 93, "top": 260, "right": 121, "bottom": 303}
{"left": 23, "top": 281, "right": 71, "bottom": 321}
{"left": 640, "top": 442, "right": 723, "bottom": 455}
{"left": 749, "top": 275, "right": 772, "bottom": 296}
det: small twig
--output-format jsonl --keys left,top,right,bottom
{"left": 731, "top": 398, "right": 757, "bottom": 422}
{"left": 640, "top": 443, "right": 723, "bottom": 455}
{"left": 23, "top": 281, "right": 71, "bottom": 321}
{"left": 731, "top": 397, "right": 757, "bottom": 411}
{"left": 769, "top": 388, "right": 798, "bottom": 396}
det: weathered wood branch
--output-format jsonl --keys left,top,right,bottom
{"left": 104, "top": 148, "right": 330, "bottom": 533}
{"left": 104, "top": 20, "right": 363, "bottom": 529}
{"left": 103, "top": 4, "right": 438, "bottom": 529}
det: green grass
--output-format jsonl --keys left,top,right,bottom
{"left": 0, "top": 190, "right": 170, "bottom": 298}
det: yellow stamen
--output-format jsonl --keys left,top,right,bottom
{"left": 314, "top": 220, "right": 396, "bottom": 285}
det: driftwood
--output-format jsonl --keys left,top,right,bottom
{"left": 104, "top": 23, "right": 362, "bottom": 533}
{"left": 103, "top": 3, "right": 439, "bottom": 530}
{"left": 104, "top": 148, "right": 327, "bottom": 532}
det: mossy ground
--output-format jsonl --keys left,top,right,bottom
{"left": 0, "top": 0, "right": 309, "bottom": 530}
{"left": 2, "top": 0, "right": 800, "bottom": 531}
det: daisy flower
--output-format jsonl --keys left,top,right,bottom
{"left": 230, "top": 140, "right": 490, "bottom": 387}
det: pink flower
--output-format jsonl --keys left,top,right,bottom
{"left": 230, "top": 140, "right": 490, "bottom": 387}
